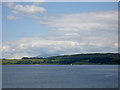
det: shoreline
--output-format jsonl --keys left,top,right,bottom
{"left": 1, "top": 64, "right": 119, "bottom": 65}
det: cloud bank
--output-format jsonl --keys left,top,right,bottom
{"left": 2, "top": 10, "right": 118, "bottom": 59}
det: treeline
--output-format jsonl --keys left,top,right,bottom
{"left": 46, "top": 53, "right": 120, "bottom": 64}
{"left": 22, "top": 57, "right": 44, "bottom": 59}
{"left": 2, "top": 53, "right": 120, "bottom": 65}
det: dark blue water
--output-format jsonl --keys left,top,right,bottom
{"left": 2, "top": 65, "right": 118, "bottom": 88}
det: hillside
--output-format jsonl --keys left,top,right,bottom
{"left": 2, "top": 53, "right": 120, "bottom": 65}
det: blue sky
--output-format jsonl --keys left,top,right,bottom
{"left": 2, "top": 2, "right": 118, "bottom": 58}
{"left": 3, "top": 2, "right": 117, "bottom": 41}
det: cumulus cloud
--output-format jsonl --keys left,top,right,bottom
{"left": 5, "top": 2, "right": 46, "bottom": 19}
{"left": 13, "top": 4, "right": 46, "bottom": 15}
{"left": 7, "top": 15, "right": 20, "bottom": 20}
{"left": 2, "top": 10, "right": 118, "bottom": 59}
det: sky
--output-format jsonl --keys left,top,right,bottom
{"left": 2, "top": 2, "right": 118, "bottom": 59}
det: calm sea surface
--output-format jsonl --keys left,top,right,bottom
{"left": 2, "top": 65, "right": 118, "bottom": 88}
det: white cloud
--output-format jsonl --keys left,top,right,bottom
{"left": 40, "top": 11, "right": 117, "bottom": 32}
{"left": 2, "top": 10, "right": 118, "bottom": 59}
{"left": 39, "top": 10, "right": 118, "bottom": 51}
{"left": 14, "top": 4, "right": 46, "bottom": 15}
{"left": 5, "top": 2, "right": 46, "bottom": 18}
{"left": 3, "top": 35, "right": 118, "bottom": 59}
{"left": 3, "top": 37, "right": 81, "bottom": 58}
{"left": 7, "top": 15, "right": 20, "bottom": 20}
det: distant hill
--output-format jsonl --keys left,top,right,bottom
{"left": 45, "top": 53, "right": 120, "bottom": 64}
{"left": 2, "top": 53, "right": 120, "bottom": 65}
